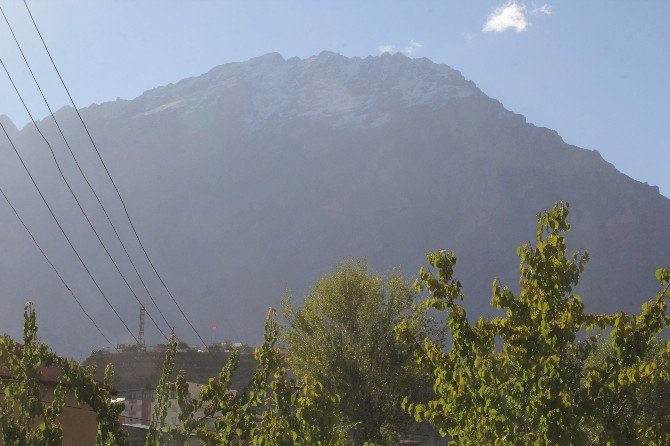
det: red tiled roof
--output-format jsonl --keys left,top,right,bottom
{"left": 0, "top": 340, "right": 61, "bottom": 384}
{"left": 1, "top": 341, "right": 116, "bottom": 394}
{"left": 0, "top": 364, "right": 63, "bottom": 385}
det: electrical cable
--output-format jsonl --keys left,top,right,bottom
{"left": 0, "top": 3, "right": 174, "bottom": 335}
{"left": 22, "top": 0, "right": 210, "bottom": 349}
{"left": 0, "top": 57, "right": 169, "bottom": 341}
{"left": 0, "top": 119, "right": 139, "bottom": 344}
{"left": 0, "top": 185, "right": 118, "bottom": 352}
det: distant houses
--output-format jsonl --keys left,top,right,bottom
{"left": 84, "top": 342, "right": 255, "bottom": 443}
{"left": 120, "top": 381, "right": 205, "bottom": 427}
{"left": 119, "top": 380, "right": 231, "bottom": 445}
{"left": 120, "top": 380, "right": 237, "bottom": 426}
{"left": 120, "top": 386, "right": 155, "bottom": 426}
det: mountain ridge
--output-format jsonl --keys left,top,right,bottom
{"left": 12, "top": 52, "right": 657, "bottom": 193}
{"left": 0, "top": 52, "right": 668, "bottom": 356}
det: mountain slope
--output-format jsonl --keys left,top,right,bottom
{"left": 1, "top": 51, "right": 668, "bottom": 356}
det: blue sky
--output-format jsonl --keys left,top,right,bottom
{"left": 1, "top": 1, "right": 668, "bottom": 196}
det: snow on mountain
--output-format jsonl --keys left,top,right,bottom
{"left": 131, "top": 51, "right": 479, "bottom": 128}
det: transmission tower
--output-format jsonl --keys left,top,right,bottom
{"left": 138, "top": 305, "right": 146, "bottom": 348}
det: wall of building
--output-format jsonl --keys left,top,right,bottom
{"left": 120, "top": 387, "right": 155, "bottom": 425}
{"left": 0, "top": 384, "right": 98, "bottom": 446}
{"left": 59, "top": 392, "right": 99, "bottom": 446}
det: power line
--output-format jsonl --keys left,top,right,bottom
{"left": 0, "top": 3, "right": 174, "bottom": 336}
{"left": 0, "top": 119, "right": 139, "bottom": 344}
{"left": 22, "top": 0, "right": 209, "bottom": 349}
{"left": 0, "top": 57, "right": 169, "bottom": 342}
{"left": 0, "top": 185, "right": 118, "bottom": 352}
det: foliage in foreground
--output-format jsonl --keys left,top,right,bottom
{"left": 148, "top": 308, "right": 348, "bottom": 446}
{"left": 398, "top": 202, "right": 670, "bottom": 445}
{"left": 0, "top": 303, "right": 127, "bottom": 446}
{"left": 584, "top": 334, "right": 670, "bottom": 442}
{"left": 282, "top": 260, "right": 441, "bottom": 445}
{"left": 4, "top": 201, "right": 670, "bottom": 446}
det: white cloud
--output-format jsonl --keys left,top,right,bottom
{"left": 403, "top": 39, "right": 422, "bottom": 55}
{"left": 532, "top": 4, "right": 553, "bottom": 15}
{"left": 483, "top": 1, "right": 529, "bottom": 33}
{"left": 378, "top": 44, "right": 394, "bottom": 54}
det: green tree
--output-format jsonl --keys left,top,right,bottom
{"left": 282, "top": 260, "right": 440, "bottom": 445}
{"left": 0, "top": 302, "right": 127, "bottom": 446}
{"left": 398, "top": 202, "right": 670, "bottom": 445}
{"left": 149, "top": 308, "right": 348, "bottom": 446}
{"left": 583, "top": 335, "right": 670, "bottom": 442}
{"left": 145, "top": 334, "right": 177, "bottom": 446}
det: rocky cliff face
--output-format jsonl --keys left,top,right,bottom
{"left": 1, "top": 51, "right": 668, "bottom": 356}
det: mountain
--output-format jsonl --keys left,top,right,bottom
{"left": 0, "top": 51, "right": 668, "bottom": 356}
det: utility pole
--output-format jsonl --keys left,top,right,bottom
{"left": 138, "top": 305, "right": 146, "bottom": 348}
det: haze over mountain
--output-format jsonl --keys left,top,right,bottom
{"left": 1, "top": 51, "right": 668, "bottom": 356}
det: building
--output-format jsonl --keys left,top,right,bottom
{"left": 120, "top": 383, "right": 205, "bottom": 445}
{"left": 120, "top": 381, "right": 219, "bottom": 427}
{"left": 120, "top": 386, "right": 155, "bottom": 425}
{"left": 0, "top": 362, "right": 104, "bottom": 445}
{"left": 164, "top": 381, "right": 204, "bottom": 426}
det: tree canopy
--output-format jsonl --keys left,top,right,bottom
{"left": 0, "top": 303, "right": 126, "bottom": 446}
{"left": 398, "top": 202, "right": 670, "bottom": 445}
{"left": 282, "top": 259, "right": 440, "bottom": 444}
{"left": 3, "top": 202, "right": 670, "bottom": 445}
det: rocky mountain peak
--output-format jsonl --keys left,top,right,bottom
{"left": 0, "top": 114, "right": 18, "bottom": 135}
{"left": 131, "top": 52, "right": 481, "bottom": 128}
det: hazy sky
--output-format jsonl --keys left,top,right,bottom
{"left": 1, "top": 1, "right": 668, "bottom": 196}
